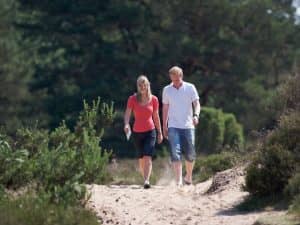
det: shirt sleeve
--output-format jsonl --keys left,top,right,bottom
{"left": 127, "top": 95, "right": 134, "bottom": 109}
{"left": 152, "top": 96, "right": 159, "bottom": 111}
{"left": 191, "top": 84, "right": 200, "bottom": 102}
{"left": 162, "top": 87, "right": 169, "bottom": 104}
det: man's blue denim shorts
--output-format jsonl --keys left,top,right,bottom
{"left": 168, "top": 127, "right": 196, "bottom": 162}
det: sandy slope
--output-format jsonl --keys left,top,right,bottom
{"left": 86, "top": 167, "right": 286, "bottom": 225}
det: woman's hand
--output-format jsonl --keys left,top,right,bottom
{"left": 124, "top": 124, "right": 130, "bottom": 134}
{"left": 157, "top": 132, "right": 163, "bottom": 144}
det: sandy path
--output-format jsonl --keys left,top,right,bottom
{"left": 86, "top": 167, "right": 285, "bottom": 225}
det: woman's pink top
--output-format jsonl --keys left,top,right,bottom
{"left": 127, "top": 94, "right": 159, "bottom": 132}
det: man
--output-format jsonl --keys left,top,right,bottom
{"left": 162, "top": 66, "right": 201, "bottom": 186}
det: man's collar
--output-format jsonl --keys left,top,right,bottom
{"left": 172, "top": 81, "right": 184, "bottom": 89}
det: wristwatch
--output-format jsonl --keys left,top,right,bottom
{"left": 193, "top": 113, "right": 199, "bottom": 118}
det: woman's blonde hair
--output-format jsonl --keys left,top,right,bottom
{"left": 136, "top": 75, "right": 152, "bottom": 103}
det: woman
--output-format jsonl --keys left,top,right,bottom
{"left": 124, "top": 75, "right": 163, "bottom": 189}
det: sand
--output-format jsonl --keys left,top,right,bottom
{"left": 86, "top": 167, "right": 286, "bottom": 225}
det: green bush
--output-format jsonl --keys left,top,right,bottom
{"left": 267, "top": 111, "right": 300, "bottom": 159}
{"left": 196, "top": 107, "right": 244, "bottom": 153}
{"left": 0, "top": 97, "right": 114, "bottom": 204}
{"left": 285, "top": 173, "right": 300, "bottom": 199}
{"left": 102, "top": 110, "right": 137, "bottom": 158}
{"left": 0, "top": 194, "right": 99, "bottom": 225}
{"left": 0, "top": 185, "right": 6, "bottom": 201}
{"left": 224, "top": 114, "right": 244, "bottom": 150}
{"left": 289, "top": 194, "right": 300, "bottom": 217}
{"left": 277, "top": 75, "right": 300, "bottom": 113}
{"left": 285, "top": 172, "right": 300, "bottom": 216}
{"left": 35, "top": 98, "right": 112, "bottom": 203}
{"left": 244, "top": 75, "right": 300, "bottom": 216}
{"left": 245, "top": 111, "right": 300, "bottom": 198}
{"left": 245, "top": 144, "right": 295, "bottom": 196}
{"left": 0, "top": 136, "right": 33, "bottom": 188}
{"left": 193, "top": 151, "right": 238, "bottom": 182}
{"left": 197, "top": 107, "right": 225, "bottom": 153}
{"left": 15, "top": 128, "right": 49, "bottom": 157}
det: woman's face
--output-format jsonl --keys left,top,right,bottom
{"left": 138, "top": 81, "right": 148, "bottom": 94}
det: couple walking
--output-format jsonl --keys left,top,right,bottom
{"left": 124, "top": 66, "right": 201, "bottom": 189}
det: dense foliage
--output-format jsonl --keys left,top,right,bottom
{"left": 1, "top": 0, "right": 299, "bottom": 222}
{"left": 0, "top": 194, "right": 99, "bottom": 225}
{"left": 245, "top": 75, "right": 300, "bottom": 215}
{"left": 0, "top": 0, "right": 299, "bottom": 138}
{"left": 196, "top": 107, "right": 244, "bottom": 153}
{"left": 193, "top": 151, "right": 239, "bottom": 183}
{"left": 0, "top": 98, "right": 114, "bottom": 204}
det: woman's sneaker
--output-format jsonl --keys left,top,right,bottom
{"left": 144, "top": 180, "right": 151, "bottom": 189}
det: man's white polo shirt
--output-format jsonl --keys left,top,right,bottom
{"left": 162, "top": 81, "right": 199, "bottom": 129}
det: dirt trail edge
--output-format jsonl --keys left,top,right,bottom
{"left": 86, "top": 167, "right": 286, "bottom": 225}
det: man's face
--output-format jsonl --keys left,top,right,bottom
{"left": 169, "top": 72, "right": 183, "bottom": 86}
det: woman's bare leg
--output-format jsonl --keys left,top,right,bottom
{"left": 139, "top": 158, "right": 144, "bottom": 178}
{"left": 143, "top": 156, "right": 152, "bottom": 182}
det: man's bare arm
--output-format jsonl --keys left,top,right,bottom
{"left": 162, "top": 104, "right": 169, "bottom": 139}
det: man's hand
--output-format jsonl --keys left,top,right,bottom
{"left": 163, "top": 125, "right": 168, "bottom": 140}
{"left": 193, "top": 116, "right": 199, "bottom": 126}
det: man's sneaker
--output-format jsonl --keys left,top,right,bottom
{"left": 144, "top": 180, "right": 151, "bottom": 189}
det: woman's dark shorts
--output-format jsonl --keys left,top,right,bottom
{"left": 133, "top": 129, "right": 156, "bottom": 158}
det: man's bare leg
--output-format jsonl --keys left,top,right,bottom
{"left": 184, "top": 160, "right": 194, "bottom": 184}
{"left": 173, "top": 161, "right": 183, "bottom": 185}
